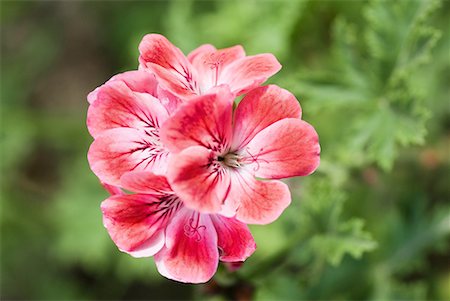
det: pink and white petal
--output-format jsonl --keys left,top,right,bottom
{"left": 87, "top": 71, "right": 158, "bottom": 104}
{"left": 232, "top": 85, "right": 302, "bottom": 149}
{"left": 210, "top": 215, "right": 256, "bottom": 262}
{"left": 190, "top": 45, "right": 246, "bottom": 93}
{"left": 139, "top": 34, "right": 199, "bottom": 97}
{"left": 87, "top": 87, "right": 100, "bottom": 104}
{"left": 160, "top": 86, "right": 234, "bottom": 153}
{"left": 139, "top": 34, "right": 190, "bottom": 71}
{"left": 227, "top": 170, "right": 291, "bottom": 225}
{"left": 194, "top": 45, "right": 245, "bottom": 72}
{"left": 125, "top": 230, "right": 165, "bottom": 258}
{"left": 154, "top": 208, "right": 219, "bottom": 283}
{"left": 156, "top": 85, "right": 184, "bottom": 114}
{"left": 187, "top": 44, "right": 216, "bottom": 62}
{"left": 88, "top": 128, "right": 169, "bottom": 187}
{"left": 168, "top": 146, "right": 232, "bottom": 214}
{"left": 143, "top": 63, "right": 199, "bottom": 99}
{"left": 219, "top": 199, "right": 239, "bottom": 218}
{"left": 120, "top": 171, "right": 172, "bottom": 195}
{"left": 219, "top": 54, "right": 281, "bottom": 95}
{"left": 244, "top": 118, "right": 320, "bottom": 179}
{"left": 101, "top": 194, "right": 174, "bottom": 255}
{"left": 109, "top": 70, "right": 158, "bottom": 95}
{"left": 101, "top": 182, "right": 124, "bottom": 196}
{"left": 214, "top": 45, "right": 245, "bottom": 66}
{"left": 87, "top": 81, "right": 169, "bottom": 138}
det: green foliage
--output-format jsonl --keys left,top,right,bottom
{"left": 1, "top": 0, "right": 449, "bottom": 300}
{"left": 166, "top": 0, "right": 305, "bottom": 60}
{"left": 299, "top": 179, "right": 377, "bottom": 266}
{"left": 283, "top": 0, "right": 443, "bottom": 170}
{"left": 310, "top": 218, "right": 376, "bottom": 266}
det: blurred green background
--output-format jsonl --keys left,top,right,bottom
{"left": 1, "top": 0, "right": 449, "bottom": 300}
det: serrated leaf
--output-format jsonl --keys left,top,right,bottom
{"left": 309, "top": 218, "right": 377, "bottom": 266}
{"left": 292, "top": 0, "right": 442, "bottom": 171}
{"left": 299, "top": 179, "right": 377, "bottom": 265}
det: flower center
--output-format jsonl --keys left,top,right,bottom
{"left": 218, "top": 152, "right": 242, "bottom": 168}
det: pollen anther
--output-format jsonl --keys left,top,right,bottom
{"left": 220, "top": 153, "right": 242, "bottom": 168}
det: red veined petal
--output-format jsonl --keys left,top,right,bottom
{"left": 139, "top": 34, "right": 199, "bottom": 97}
{"left": 187, "top": 44, "right": 216, "bottom": 62}
{"left": 210, "top": 214, "right": 256, "bottom": 262}
{"left": 167, "top": 146, "right": 232, "bottom": 214}
{"left": 154, "top": 208, "right": 219, "bottom": 283}
{"left": 101, "top": 193, "right": 181, "bottom": 256}
{"left": 88, "top": 128, "right": 169, "bottom": 186}
{"left": 190, "top": 45, "right": 245, "bottom": 93}
{"left": 219, "top": 53, "right": 281, "bottom": 95}
{"left": 160, "top": 86, "right": 234, "bottom": 153}
{"left": 226, "top": 170, "right": 291, "bottom": 225}
{"left": 244, "top": 118, "right": 320, "bottom": 179}
{"left": 120, "top": 171, "right": 172, "bottom": 195}
{"left": 87, "top": 70, "right": 158, "bottom": 104}
{"left": 87, "top": 81, "right": 169, "bottom": 138}
{"left": 232, "top": 85, "right": 301, "bottom": 149}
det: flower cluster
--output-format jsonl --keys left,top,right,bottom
{"left": 87, "top": 34, "right": 320, "bottom": 283}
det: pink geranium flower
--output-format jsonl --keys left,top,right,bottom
{"left": 138, "top": 34, "right": 281, "bottom": 99}
{"left": 87, "top": 35, "right": 320, "bottom": 284}
{"left": 161, "top": 85, "right": 320, "bottom": 224}
{"left": 101, "top": 171, "right": 256, "bottom": 283}
{"left": 87, "top": 70, "right": 180, "bottom": 186}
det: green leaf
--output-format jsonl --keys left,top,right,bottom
{"left": 286, "top": 0, "right": 442, "bottom": 171}
{"left": 309, "top": 218, "right": 377, "bottom": 266}
{"left": 301, "top": 179, "right": 377, "bottom": 266}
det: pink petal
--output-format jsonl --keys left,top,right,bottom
{"left": 139, "top": 34, "right": 190, "bottom": 70}
{"left": 108, "top": 70, "right": 180, "bottom": 114}
{"left": 120, "top": 171, "right": 172, "bottom": 195}
{"left": 227, "top": 170, "right": 291, "bottom": 224}
{"left": 139, "top": 34, "right": 199, "bottom": 98}
{"left": 219, "top": 53, "right": 281, "bottom": 95}
{"left": 125, "top": 231, "right": 165, "bottom": 258}
{"left": 142, "top": 63, "right": 198, "bottom": 99}
{"left": 160, "top": 86, "right": 234, "bottom": 153}
{"left": 87, "top": 70, "right": 158, "bottom": 104}
{"left": 167, "top": 146, "right": 232, "bottom": 214}
{"left": 87, "top": 87, "right": 100, "bottom": 104}
{"left": 244, "top": 118, "right": 320, "bottom": 179}
{"left": 190, "top": 45, "right": 245, "bottom": 93}
{"left": 101, "top": 182, "right": 124, "bottom": 196}
{"left": 87, "top": 81, "right": 169, "bottom": 139}
{"left": 101, "top": 194, "right": 180, "bottom": 256}
{"left": 232, "top": 85, "right": 302, "bottom": 149}
{"left": 154, "top": 208, "right": 219, "bottom": 283}
{"left": 210, "top": 215, "right": 256, "bottom": 262}
{"left": 156, "top": 85, "right": 183, "bottom": 114}
{"left": 109, "top": 70, "right": 158, "bottom": 95}
{"left": 187, "top": 44, "right": 216, "bottom": 62}
{"left": 88, "top": 128, "right": 169, "bottom": 186}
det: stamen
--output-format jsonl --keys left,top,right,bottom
{"left": 204, "top": 53, "right": 225, "bottom": 86}
{"left": 242, "top": 148, "right": 269, "bottom": 172}
{"left": 183, "top": 213, "right": 206, "bottom": 242}
{"left": 220, "top": 152, "right": 242, "bottom": 168}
